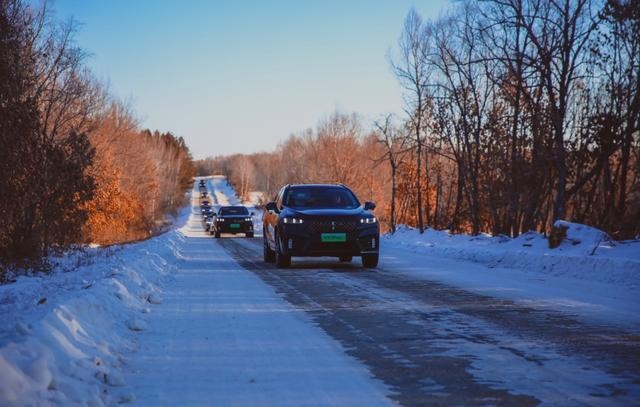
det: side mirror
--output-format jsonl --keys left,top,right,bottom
{"left": 364, "top": 201, "right": 376, "bottom": 211}
{"left": 265, "top": 202, "right": 278, "bottom": 213}
{"left": 250, "top": 212, "right": 255, "bottom": 216}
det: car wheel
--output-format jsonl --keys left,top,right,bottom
{"left": 246, "top": 232, "right": 254, "bottom": 238}
{"left": 263, "top": 233, "right": 276, "bottom": 263}
{"left": 214, "top": 230, "right": 221, "bottom": 238}
{"left": 339, "top": 256, "right": 352, "bottom": 263}
{"left": 275, "top": 232, "right": 291, "bottom": 268}
{"left": 362, "top": 253, "right": 378, "bottom": 268}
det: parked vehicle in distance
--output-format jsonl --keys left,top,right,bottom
{"left": 210, "top": 206, "right": 254, "bottom": 238}
{"left": 262, "top": 184, "right": 379, "bottom": 268}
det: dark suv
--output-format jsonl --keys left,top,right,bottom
{"left": 211, "top": 206, "right": 254, "bottom": 238}
{"left": 262, "top": 184, "right": 379, "bottom": 268}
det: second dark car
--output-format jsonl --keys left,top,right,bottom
{"left": 210, "top": 206, "right": 254, "bottom": 238}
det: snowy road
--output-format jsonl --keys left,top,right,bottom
{"left": 128, "top": 177, "right": 639, "bottom": 406}
{"left": 124, "top": 188, "right": 391, "bottom": 406}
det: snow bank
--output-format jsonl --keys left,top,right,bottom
{"left": 384, "top": 222, "right": 640, "bottom": 288}
{"left": 0, "top": 210, "right": 188, "bottom": 406}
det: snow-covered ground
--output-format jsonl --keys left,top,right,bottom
{"left": 383, "top": 223, "right": 640, "bottom": 332}
{"left": 0, "top": 178, "right": 390, "bottom": 406}
{"left": 0, "top": 216, "right": 183, "bottom": 405}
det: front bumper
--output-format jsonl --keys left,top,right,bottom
{"left": 216, "top": 221, "right": 254, "bottom": 234}
{"left": 279, "top": 222, "right": 379, "bottom": 257}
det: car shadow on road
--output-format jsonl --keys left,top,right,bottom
{"left": 218, "top": 237, "right": 375, "bottom": 273}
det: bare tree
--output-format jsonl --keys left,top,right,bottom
{"left": 374, "top": 114, "right": 408, "bottom": 233}
{"left": 500, "top": 0, "right": 601, "bottom": 222}
{"left": 391, "top": 8, "right": 432, "bottom": 233}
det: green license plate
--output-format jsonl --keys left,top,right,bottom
{"left": 230, "top": 223, "right": 241, "bottom": 229}
{"left": 321, "top": 233, "right": 347, "bottom": 243}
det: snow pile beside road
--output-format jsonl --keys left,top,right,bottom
{"left": 0, "top": 212, "right": 187, "bottom": 406}
{"left": 384, "top": 221, "right": 640, "bottom": 287}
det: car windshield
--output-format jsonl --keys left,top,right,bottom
{"left": 284, "top": 187, "right": 360, "bottom": 209}
{"left": 219, "top": 206, "right": 249, "bottom": 216}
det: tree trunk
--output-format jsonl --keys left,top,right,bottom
{"left": 390, "top": 165, "right": 397, "bottom": 234}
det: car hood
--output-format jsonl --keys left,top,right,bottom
{"left": 218, "top": 215, "right": 250, "bottom": 219}
{"left": 289, "top": 207, "right": 366, "bottom": 217}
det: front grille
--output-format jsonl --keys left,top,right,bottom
{"left": 308, "top": 241, "right": 357, "bottom": 253}
{"left": 306, "top": 220, "right": 359, "bottom": 234}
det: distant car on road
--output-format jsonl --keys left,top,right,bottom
{"left": 210, "top": 206, "right": 254, "bottom": 238}
{"left": 204, "top": 214, "right": 214, "bottom": 232}
{"left": 262, "top": 184, "right": 379, "bottom": 268}
{"left": 201, "top": 207, "right": 214, "bottom": 218}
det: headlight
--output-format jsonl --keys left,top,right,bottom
{"left": 360, "top": 217, "right": 377, "bottom": 224}
{"left": 218, "top": 218, "right": 225, "bottom": 222}
{"left": 245, "top": 217, "right": 252, "bottom": 222}
{"left": 283, "top": 217, "right": 304, "bottom": 224}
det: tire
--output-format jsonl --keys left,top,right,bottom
{"left": 263, "top": 234, "right": 276, "bottom": 263}
{"left": 362, "top": 253, "right": 379, "bottom": 268}
{"left": 275, "top": 232, "right": 291, "bottom": 268}
{"left": 214, "top": 230, "right": 221, "bottom": 238}
{"left": 339, "top": 256, "right": 352, "bottom": 263}
{"left": 246, "top": 232, "right": 254, "bottom": 238}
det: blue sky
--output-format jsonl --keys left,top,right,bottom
{"left": 50, "top": 0, "right": 451, "bottom": 158}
